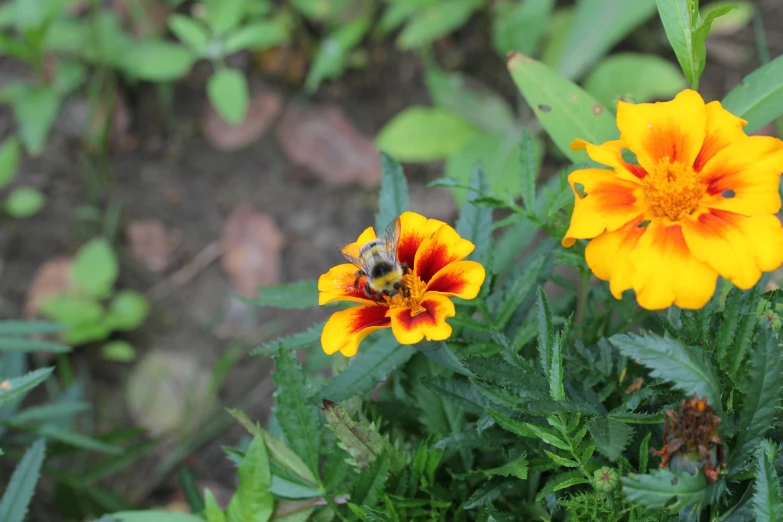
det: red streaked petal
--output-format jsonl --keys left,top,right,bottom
{"left": 426, "top": 260, "right": 485, "bottom": 298}
{"left": 318, "top": 263, "right": 374, "bottom": 305}
{"left": 692, "top": 101, "right": 748, "bottom": 172}
{"left": 388, "top": 293, "right": 455, "bottom": 345}
{"left": 414, "top": 222, "right": 475, "bottom": 283}
{"left": 321, "top": 305, "right": 391, "bottom": 357}
{"left": 397, "top": 211, "right": 445, "bottom": 269}
{"left": 570, "top": 138, "right": 647, "bottom": 182}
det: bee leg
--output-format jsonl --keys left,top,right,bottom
{"left": 364, "top": 281, "right": 374, "bottom": 300}
{"left": 353, "top": 272, "right": 363, "bottom": 292}
{"left": 401, "top": 263, "right": 409, "bottom": 275}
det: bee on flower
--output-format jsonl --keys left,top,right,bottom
{"left": 563, "top": 89, "right": 783, "bottom": 310}
{"left": 318, "top": 211, "right": 486, "bottom": 357}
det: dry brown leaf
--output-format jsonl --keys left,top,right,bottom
{"left": 221, "top": 205, "right": 284, "bottom": 297}
{"left": 276, "top": 105, "right": 382, "bottom": 186}
{"left": 625, "top": 377, "right": 644, "bottom": 395}
{"left": 202, "top": 89, "right": 283, "bottom": 151}
{"left": 25, "top": 257, "right": 73, "bottom": 317}
{"left": 254, "top": 46, "right": 309, "bottom": 84}
{"left": 127, "top": 220, "right": 181, "bottom": 273}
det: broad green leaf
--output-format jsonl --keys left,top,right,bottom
{"left": 0, "top": 320, "right": 63, "bottom": 336}
{"left": 268, "top": 476, "right": 320, "bottom": 499}
{"left": 305, "top": 18, "right": 370, "bottom": 93}
{"left": 351, "top": 451, "right": 389, "bottom": 508}
{"left": 0, "top": 135, "right": 20, "bottom": 188}
{"left": 655, "top": 0, "right": 698, "bottom": 86}
{"left": 244, "top": 280, "right": 318, "bottom": 308}
{"left": 752, "top": 440, "right": 783, "bottom": 522}
{"left": 0, "top": 337, "right": 70, "bottom": 353}
{"left": 224, "top": 20, "right": 289, "bottom": 54}
{"left": 5, "top": 187, "right": 45, "bottom": 218}
{"left": 53, "top": 59, "right": 87, "bottom": 96}
{"left": 621, "top": 469, "right": 708, "bottom": 511}
{"left": 0, "top": 439, "right": 46, "bottom": 522}
{"left": 207, "top": 68, "right": 249, "bottom": 125}
{"left": 609, "top": 332, "right": 722, "bottom": 412}
{"left": 316, "top": 333, "right": 414, "bottom": 402}
{"left": 397, "top": 0, "right": 483, "bottom": 49}
{"left": 101, "top": 341, "right": 137, "bottom": 362}
{"left": 722, "top": 54, "right": 783, "bottom": 133}
{"left": 374, "top": 153, "right": 409, "bottom": 233}
{"left": 103, "top": 513, "right": 204, "bottom": 522}
{"left": 583, "top": 53, "right": 688, "bottom": 108}
{"left": 226, "top": 435, "right": 274, "bottom": 522}
{"left": 72, "top": 238, "right": 118, "bottom": 298}
{"left": 168, "top": 14, "right": 210, "bottom": 51}
{"left": 205, "top": 0, "right": 244, "bottom": 35}
{"left": 507, "top": 53, "right": 616, "bottom": 163}
{"left": 588, "top": 417, "right": 633, "bottom": 461}
{"left": 541, "top": 8, "right": 575, "bottom": 67}
{"left": 106, "top": 290, "right": 149, "bottom": 331}
{"left": 557, "top": 0, "right": 657, "bottom": 80}
{"left": 323, "top": 400, "right": 384, "bottom": 470}
{"left": 419, "top": 341, "right": 475, "bottom": 377}
{"left": 456, "top": 168, "right": 492, "bottom": 263}
{"left": 491, "top": 0, "right": 554, "bottom": 56}
{"left": 40, "top": 296, "right": 104, "bottom": 328}
{"left": 123, "top": 41, "right": 195, "bottom": 81}
{"left": 376, "top": 107, "right": 481, "bottom": 162}
{"left": 12, "top": 86, "right": 59, "bottom": 156}
{"left": 204, "top": 489, "right": 226, "bottom": 522}
{"left": 0, "top": 367, "right": 53, "bottom": 409}
{"left": 272, "top": 346, "right": 321, "bottom": 476}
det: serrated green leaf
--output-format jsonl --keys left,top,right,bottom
{"left": 609, "top": 332, "right": 722, "bottom": 413}
{"left": 620, "top": 469, "right": 708, "bottom": 511}
{"left": 418, "top": 341, "right": 474, "bottom": 377}
{"left": 535, "top": 470, "right": 590, "bottom": 501}
{"left": 272, "top": 346, "right": 321, "bottom": 476}
{"left": 434, "top": 430, "right": 517, "bottom": 450}
{"left": 204, "top": 488, "right": 226, "bottom": 522}
{"left": 72, "top": 238, "right": 118, "bottom": 298}
{"left": 0, "top": 337, "right": 70, "bottom": 353}
{"left": 484, "top": 453, "right": 529, "bottom": 479}
{"left": 548, "top": 185, "right": 575, "bottom": 216}
{"left": 244, "top": 280, "right": 318, "bottom": 308}
{"left": 465, "top": 477, "right": 516, "bottom": 509}
{"left": 375, "top": 153, "right": 409, "bottom": 233}
{"left": 588, "top": 417, "right": 632, "bottom": 461}
{"left": 0, "top": 367, "right": 53, "bottom": 409}
{"left": 489, "top": 410, "right": 570, "bottom": 450}
{"left": 518, "top": 129, "right": 537, "bottom": 213}
{"left": 536, "top": 286, "right": 554, "bottom": 379}
{"left": 0, "top": 439, "right": 46, "bottom": 522}
{"left": 549, "top": 320, "right": 568, "bottom": 402}
{"left": 494, "top": 255, "right": 544, "bottom": 330}
{"left": 462, "top": 356, "right": 546, "bottom": 396}
{"left": 544, "top": 449, "right": 579, "bottom": 468}
{"left": 226, "top": 435, "right": 274, "bottom": 522}
{"left": 639, "top": 432, "right": 651, "bottom": 474}
{"left": 351, "top": 451, "right": 389, "bottom": 508}
{"left": 722, "top": 54, "right": 783, "bottom": 133}
{"left": 323, "top": 401, "right": 384, "bottom": 471}
{"left": 424, "top": 377, "right": 489, "bottom": 415}
{"left": 752, "top": 440, "right": 783, "bottom": 522}
{"left": 252, "top": 321, "right": 325, "bottom": 356}
{"left": 608, "top": 412, "right": 664, "bottom": 424}
{"left": 456, "top": 167, "right": 492, "bottom": 264}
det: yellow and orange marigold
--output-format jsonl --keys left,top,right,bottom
{"left": 563, "top": 89, "right": 783, "bottom": 310}
{"left": 318, "top": 212, "right": 486, "bottom": 357}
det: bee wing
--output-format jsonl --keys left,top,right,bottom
{"left": 379, "top": 217, "right": 402, "bottom": 263}
{"left": 337, "top": 245, "right": 374, "bottom": 278}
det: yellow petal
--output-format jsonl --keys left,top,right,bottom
{"left": 692, "top": 101, "right": 748, "bottom": 172}
{"left": 341, "top": 226, "right": 377, "bottom": 259}
{"left": 426, "top": 260, "right": 486, "bottom": 299}
{"left": 570, "top": 138, "right": 647, "bottom": 183}
{"left": 321, "top": 305, "right": 390, "bottom": 357}
{"left": 318, "top": 264, "right": 374, "bottom": 305}
{"left": 628, "top": 219, "right": 718, "bottom": 310}
{"left": 414, "top": 222, "right": 475, "bottom": 283}
{"left": 616, "top": 89, "right": 707, "bottom": 173}
{"left": 585, "top": 217, "right": 647, "bottom": 299}
{"left": 388, "top": 292, "right": 455, "bottom": 345}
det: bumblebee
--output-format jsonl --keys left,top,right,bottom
{"left": 340, "top": 217, "right": 409, "bottom": 301}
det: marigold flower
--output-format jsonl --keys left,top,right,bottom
{"left": 318, "top": 211, "right": 486, "bottom": 357}
{"left": 563, "top": 89, "right": 783, "bottom": 310}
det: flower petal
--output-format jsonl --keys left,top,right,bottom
{"left": 682, "top": 209, "right": 783, "bottom": 289}
{"left": 562, "top": 168, "right": 647, "bottom": 247}
{"left": 318, "top": 264, "right": 373, "bottom": 305}
{"left": 698, "top": 136, "right": 783, "bottom": 216}
{"left": 426, "top": 260, "right": 485, "bottom": 298}
{"left": 341, "top": 226, "right": 377, "bottom": 259}
{"left": 570, "top": 138, "right": 647, "bottom": 182}
{"left": 585, "top": 217, "right": 647, "bottom": 299}
{"left": 398, "top": 211, "right": 446, "bottom": 269}
{"left": 321, "top": 305, "right": 391, "bottom": 357}
{"left": 616, "top": 89, "right": 707, "bottom": 173}
{"left": 414, "top": 222, "right": 475, "bottom": 283}
{"left": 628, "top": 219, "right": 718, "bottom": 310}
{"left": 388, "top": 292, "right": 455, "bottom": 345}
{"left": 692, "top": 101, "right": 748, "bottom": 172}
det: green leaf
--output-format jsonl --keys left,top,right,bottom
{"left": 583, "top": 53, "right": 688, "bottom": 108}
{"left": 9, "top": 401, "right": 90, "bottom": 424}
{"left": 701, "top": 1, "right": 753, "bottom": 34}
{"left": 456, "top": 167, "right": 492, "bottom": 263}
{"left": 5, "top": 187, "right": 45, "bottom": 218}
{"left": 376, "top": 107, "right": 480, "bottom": 162}
{"left": 252, "top": 321, "right": 325, "bottom": 356}
{"left": 639, "top": 432, "right": 651, "bottom": 473}
{"left": 491, "top": 0, "right": 554, "bottom": 56}
{"left": 72, "top": 238, "right": 118, "bottom": 298}
{"left": 557, "top": 0, "right": 657, "bottom": 80}
{"left": 226, "top": 435, "right": 274, "bottom": 522}
{"left": 482, "top": 453, "right": 528, "bottom": 479}
{"left": 168, "top": 14, "right": 210, "bottom": 51}
{"left": 244, "top": 280, "right": 318, "bottom": 308}
{"left": 608, "top": 412, "right": 664, "bottom": 424}
{"left": 588, "top": 417, "right": 633, "bottom": 461}
{"left": 375, "top": 153, "right": 409, "bottom": 233}
{"left": 722, "top": 54, "right": 783, "bottom": 133}
{"left": 549, "top": 318, "right": 568, "bottom": 402}
{"left": 424, "top": 377, "right": 489, "bottom": 415}
{"left": 752, "top": 440, "right": 783, "bottom": 522}
{"left": 620, "top": 469, "right": 708, "bottom": 511}
{"left": 494, "top": 255, "right": 545, "bottom": 331}
{"left": 106, "top": 290, "right": 149, "bottom": 331}
{"left": 316, "top": 333, "right": 414, "bottom": 402}
{"left": 465, "top": 477, "right": 516, "bottom": 509}
{"left": 39, "top": 296, "right": 103, "bottom": 328}
{"left": 397, "top": 0, "right": 483, "bottom": 49}
{"left": 323, "top": 400, "right": 384, "bottom": 471}
{"left": 204, "top": 489, "right": 227, "bottom": 522}
{"left": 609, "top": 332, "right": 722, "bottom": 412}
{"left": 489, "top": 410, "right": 570, "bottom": 451}
{"left": 34, "top": 425, "right": 121, "bottom": 454}
{"left": 123, "top": 41, "right": 195, "bottom": 81}
{"left": 0, "top": 439, "right": 46, "bottom": 522}
{"left": 655, "top": 0, "right": 698, "bottom": 86}
{"left": 418, "top": 341, "right": 475, "bottom": 377}
{"left": 543, "top": 449, "right": 579, "bottom": 467}
{"left": 0, "top": 320, "right": 63, "bottom": 336}
{"left": 207, "top": 68, "right": 249, "bottom": 125}
{"left": 351, "top": 451, "right": 389, "bottom": 508}
{"left": 205, "top": 0, "right": 245, "bottom": 35}
{"left": 434, "top": 430, "right": 517, "bottom": 450}
{"left": 0, "top": 337, "right": 70, "bottom": 354}
{"left": 272, "top": 346, "right": 321, "bottom": 477}
{"left": 224, "top": 20, "right": 289, "bottom": 54}
{"left": 730, "top": 326, "right": 783, "bottom": 475}
{"left": 536, "top": 287, "right": 554, "bottom": 379}
{"left": 12, "top": 86, "right": 59, "bottom": 156}
{"left": 691, "top": 5, "right": 736, "bottom": 81}
{"left": 535, "top": 470, "right": 589, "bottom": 501}
{"left": 507, "top": 53, "right": 617, "bottom": 163}
{"left": 518, "top": 129, "right": 537, "bottom": 213}
{"left": 0, "top": 367, "right": 53, "bottom": 409}
{"left": 0, "top": 135, "right": 20, "bottom": 188}
{"left": 101, "top": 341, "right": 137, "bottom": 362}
{"left": 305, "top": 18, "right": 370, "bottom": 93}
{"left": 102, "top": 513, "right": 204, "bottom": 522}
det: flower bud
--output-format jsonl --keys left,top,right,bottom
{"left": 593, "top": 466, "right": 619, "bottom": 493}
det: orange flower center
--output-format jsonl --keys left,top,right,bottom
{"left": 642, "top": 159, "right": 705, "bottom": 220}
{"left": 384, "top": 272, "right": 427, "bottom": 316}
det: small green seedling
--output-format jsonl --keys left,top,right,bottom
{"left": 0, "top": 136, "right": 45, "bottom": 218}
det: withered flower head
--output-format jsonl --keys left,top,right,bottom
{"left": 651, "top": 394, "right": 725, "bottom": 483}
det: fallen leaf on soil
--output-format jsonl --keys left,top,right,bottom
{"left": 202, "top": 88, "right": 282, "bottom": 151}
{"left": 221, "top": 205, "right": 284, "bottom": 298}
{"left": 25, "top": 257, "right": 73, "bottom": 317}
{"left": 127, "top": 220, "right": 181, "bottom": 273}
{"left": 125, "top": 350, "right": 216, "bottom": 437}
{"left": 254, "top": 46, "right": 309, "bottom": 84}
{"left": 276, "top": 105, "right": 382, "bottom": 186}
